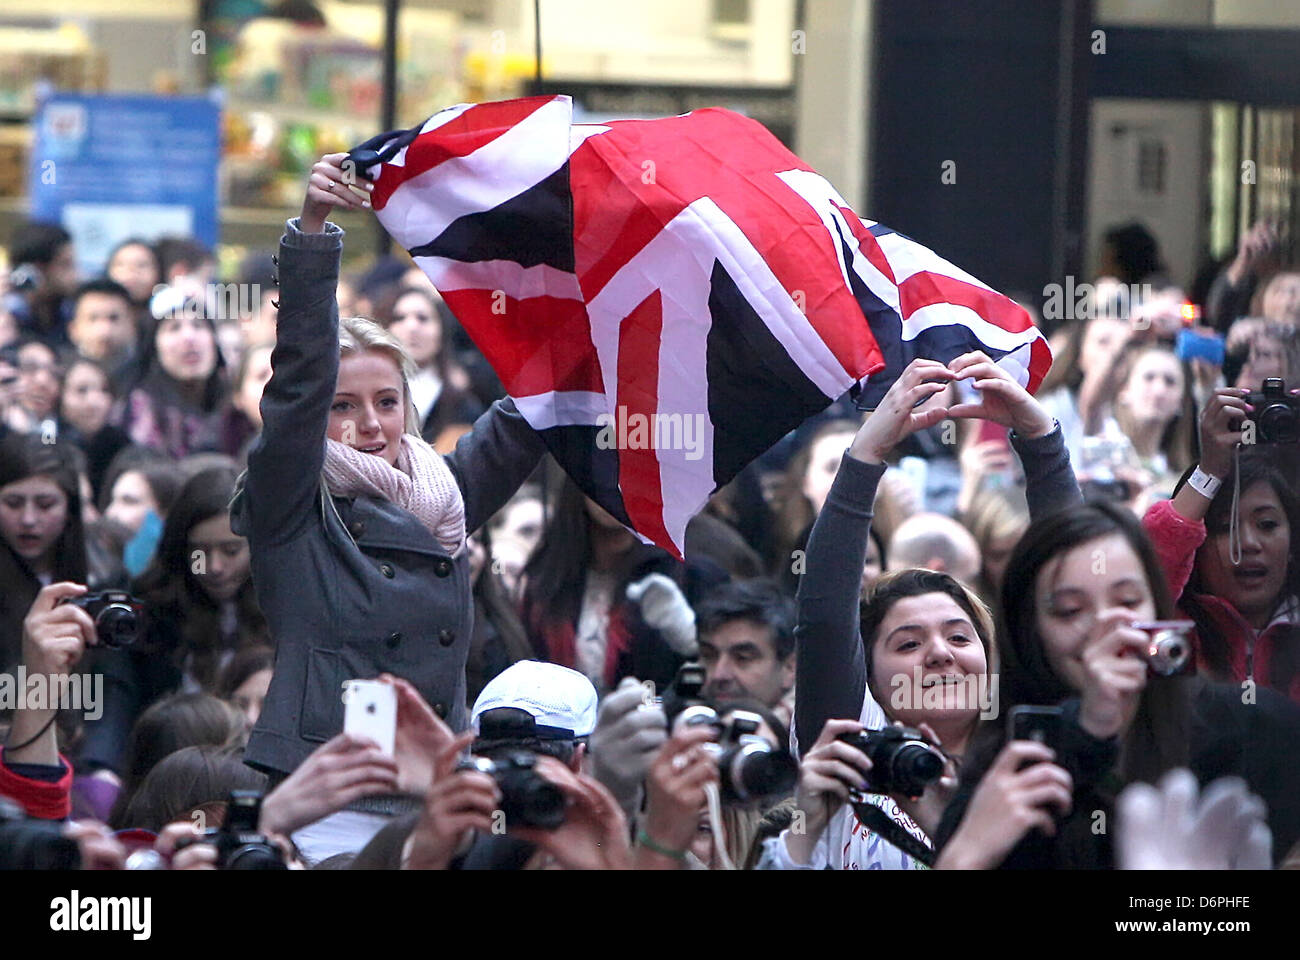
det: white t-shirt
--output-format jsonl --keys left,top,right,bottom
{"left": 785, "top": 685, "right": 932, "bottom": 870}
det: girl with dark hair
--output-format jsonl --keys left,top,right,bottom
{"left": 59, "top": 357, "right": 131, "bottom": 502}
{"left": 768, "top": 419, "right": 858, "bottom": 578}
{"left": 81, "top": 466, "right": 269, "bottom": 776}
{"left": 463, "top": 529, "right": 533, "bottom": 704}
{"left": 933, "top": 492, "right": 1300, "bottom": 868}
{"left": 0, "top": 432, "right": 86, "bottom": 670}
{"left": 5, "top": 339, "right": 62, "bottom": 436}
{"left": 99, "top": 448, "right": 183, "bottom": 537}
{"left": 106, "top": 238, "right": 162, "bottom": 313}
{"left": 375, "top": 285, "right": 484, "bottom": 452}
{"left": 105, "top": 692, "right": 246, "bottom": 828}
{"left": 1037, "top": 313, "right": 1131, "bottom": 468}
{"left": 520, "top": 473, "right": 722, "bottom": 694}
{"left": 217, "top": 645, "right": 275, "bottom": 729}
{"left": 1142, "top": 386, "right": 1300, "bottom": 702}
{"left": 114, "top": 306, "right": 233, "bottom": 460}
{"left": 760, "top": 353, "right": 1080, "bottom": 871}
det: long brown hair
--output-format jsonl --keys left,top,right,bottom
{"left": 858, "top": 568, "right": 998, "bottom": 709}
{"left": 133, "top": 466, "right": 268, "bottom": 688}
{"left": 1102, "top": 342, "right": 1195, "bottom": 476}
{"left": 0, "top": 434, "right": 87, "bottom": 669}
{"left": 998, "top": 498, "right": 1190, "bottom": 784}
{"left": 769, "top": 419, "right": 859, "bottom": 573}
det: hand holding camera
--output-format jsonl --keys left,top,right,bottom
{"left": 638, "top": 724, "right": 720, "bottom": 865}
{"left": 1078, "top": 608, "right": 1153, "bottom": 741}
{"left": 508, "top": 756, "right": 632, "bottom": 870}
{"left": 56, "top": 589, "right": 144, "bottom": 650}
{"left": 1240, "top": 378, "right": 1300, "bottom": 444}
{"left": 785, "top": 718, "right": 873, "bottom": 865}
{"left": 405, "top": 729, "right": 496, "bottom": 870}
{"left": 1199, "top": 387, "right": 1254, "bottom": 479}
{"left": 23, "top": 582, "right": 98, "bottom": 675}
{"left": 835, "top": 724, "right": 946, "bottom": 799}
{"left": 662, "top": 663, "right": 797, "bottom": 805}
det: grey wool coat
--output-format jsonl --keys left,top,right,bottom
{"left": 230, "top": 218, "right": 545, "bottom": 778}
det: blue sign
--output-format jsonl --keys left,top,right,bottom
{"left": 28, "top": 94, "right": 221, "bottom": 276}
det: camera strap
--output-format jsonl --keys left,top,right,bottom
{"left": 849, "top": 799, "right": 936, "bottom": 868}
{"left": 1229, "top": 442, "right": 1243, "bottom": 566}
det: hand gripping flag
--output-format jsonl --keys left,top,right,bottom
{"left": 350, "top": 95, "right": 1052, "bottom": 560}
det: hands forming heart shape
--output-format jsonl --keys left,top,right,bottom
{"left": 849, "top": 351, "right": 1055, "bottom": 464}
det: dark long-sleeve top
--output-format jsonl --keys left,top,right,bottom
{"left": 793, "top": 423, "right": 1081, "bottom": 758}
{"left": 1205, "top": 268, "right": 1257, "bottom": 333}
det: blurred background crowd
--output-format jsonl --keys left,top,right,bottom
{"left": 3, "top": 0, "right": 1300, "bottom": 873}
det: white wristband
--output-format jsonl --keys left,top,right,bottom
{"left": 1187, "top": 466, "right": 1222, "bottom": 500}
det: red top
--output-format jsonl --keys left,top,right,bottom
{"left": 1142, "top": 498, "right": 1300, "bottom": 702}
{"left": 0, "top": 750, "right": 73, "bottom": 820}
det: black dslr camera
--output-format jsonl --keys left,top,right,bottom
{"left": 662, "top": 663, "right": 798, "bottom": 805}
{"left": 180, "top": 791, "right": 288, "bottom": 869}
{"left": 837, "top": 726, "right": 945, "bottom": 798}
{"left": 1243, "top": 378, "right": 1300, "bottom": 443}
{"left": 457, "top": 751, "right": 567, "bottom": 829}
{"left": 58, "top": 590, "right": 143, "bottom": 648}
{"left": 0, "top": 796, "right": 81, "bottom": 869}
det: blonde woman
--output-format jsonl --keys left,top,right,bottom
{"left": 230, "top": 154, "right": 545, "bottom": 859}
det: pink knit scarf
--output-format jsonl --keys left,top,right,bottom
{"left": 322, "top": 434, "right": 466, "bottom": 556}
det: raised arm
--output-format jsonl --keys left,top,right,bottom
{"left": 443, "top": 398, "right": 546, "bottom": 535}
{"left": 946, "top": 350, "right": 1077, "bottom": 519}
{"left": 240, "top": 155, "right": 371, "bottom": 545}
{"left": 794, "top": 359, "right": 955, "bottom": 757}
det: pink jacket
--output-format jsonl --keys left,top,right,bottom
{"left": 1142, "top": 498, "right": 1300, "bottom": 703}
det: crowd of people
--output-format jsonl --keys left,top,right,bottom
{"left": 2, "top": 156, "right": 1299, "bottom": 871}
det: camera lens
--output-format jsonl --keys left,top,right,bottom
{"left": 225, "top": 842, "right": 289, "bottom": 870}
{"left": 1260, "top": 404, "right": 1300, "bottom": 443}
{"left": 514, "top": 778, "right": 567, "bottom": 829}
{"left": 725, "top": 741, "right": 798, "bottom": 803}
{"left": 96, "top": 603, "right": 138, "bottom": 649}
{"left": 890, "top": 743, "right": 945, "bottom": 796}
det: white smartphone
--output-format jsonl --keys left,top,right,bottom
{"left": 342, "top": 679, "right": 397, "bottom": 757}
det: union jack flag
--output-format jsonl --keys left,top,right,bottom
{"left": 352, "top": 96, "right": 1051, "bottom": 559}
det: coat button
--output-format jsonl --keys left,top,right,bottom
{"left": 434, "top": 558, "right": 452, "bottom": 578}
{"left": 438, "top": 628, "right": 455, "bottom": 647}
{"left": 385, "top": 631, "right": 401, "bottom": 649}
{"left": 379, "top": 562, "right": 395, "bottom": 579}
{"left": 348, "top": 520, "right": 365, "bottom": 538}
{"left": 433, "top": 702, "right": 448, "bottom": 718}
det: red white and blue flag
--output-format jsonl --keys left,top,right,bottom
{"left": 352, "top": 95, "right": 1051, "bottom": 560}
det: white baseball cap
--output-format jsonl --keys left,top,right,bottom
{"left": 471, "top": 661, "right": 599, "bottom": 739}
